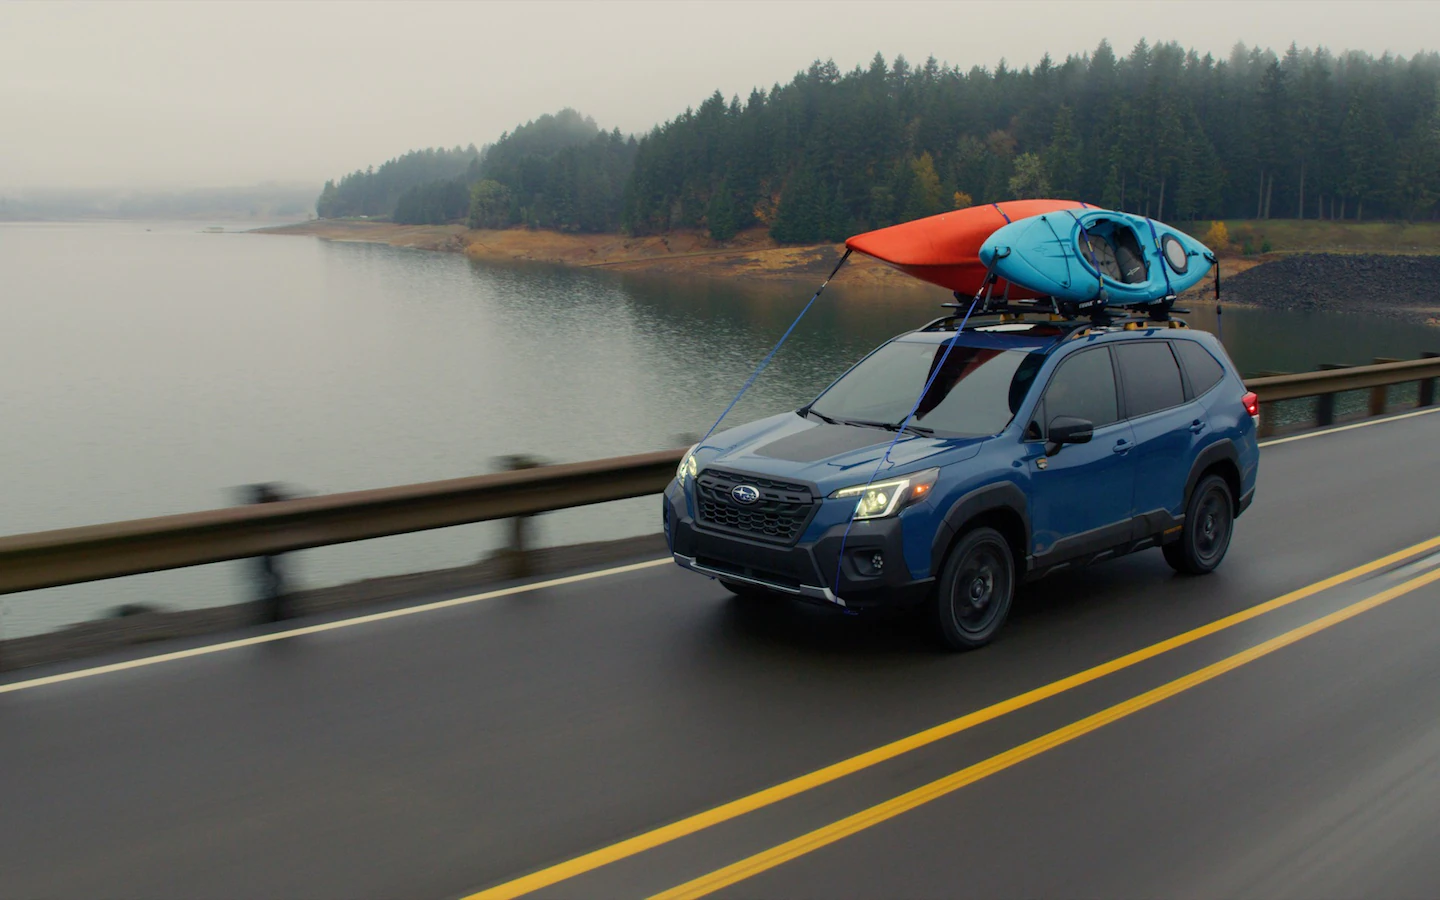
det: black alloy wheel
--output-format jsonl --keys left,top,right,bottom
{"left": 1164, "top": 474, "right": 1234, "bottom": 575}
{"left": 933, "top": 526, "right": 1015, "bottom": 651}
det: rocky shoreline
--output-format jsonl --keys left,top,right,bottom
{"left": 1220, "top": 253, "right": 1440, "bottom": 325}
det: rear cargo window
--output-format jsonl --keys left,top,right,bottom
{"left": 1173, "top": 340, "right": 1225, "bottom": 397}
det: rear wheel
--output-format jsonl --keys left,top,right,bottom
{"left": 1164, "top": 474, "right": 1234, "bottom": 574}
{"left": 932, "top": 526, "right": 1015, "bottom": 651}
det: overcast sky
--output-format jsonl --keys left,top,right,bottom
{"left": 2, "top": 0, "right": 1433, "bottom": 191}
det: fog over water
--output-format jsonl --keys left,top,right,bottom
{"left": 2, "top": 1, "right": 1432, "bottom": 191}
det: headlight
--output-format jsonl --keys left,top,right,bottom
{"left": 830, "top": 467, "right": 939, "bottom": 519}
{"left": 676, "top": 447, "right": 699, "bottom": 485}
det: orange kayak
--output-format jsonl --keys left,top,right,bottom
{"left": 846, "top": 199, "right": 1086, "bottom": 298}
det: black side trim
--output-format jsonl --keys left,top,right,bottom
{"left": 1136, "top": 506, "right": 1185, "bottom": 544}
{"left": 1238, "top": 486, "right": 1255, "bottom": 516}
{"left": 1184, "top": 439, "right": 1240, "bottom": 512}
{"left": 930, "top": 481, "right": 1030, "bottom": 577}
{"left": 1026, "top": 510, "right": 1182, "bottom": 580}
{"left": 1033, "top": 519, "right": 1135, "bottom": 570}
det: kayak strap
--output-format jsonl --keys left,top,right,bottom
{"left": 1145, "top": 218, "right": 1177, "bottom": 301}
{"left": 1213, "top": 254, "right": 1223, "bottom": 343}
{"left": 1064, "top": 210, "right": 1106, "bottom": 302}
{"left": 992, "top": 203, "right": 1012, "bottom": 224}
{"left": 697, "top": 248, "right": 852, "bottom": 445}
{"left": 831, "top": 291, "right": 982, "bottom": 597}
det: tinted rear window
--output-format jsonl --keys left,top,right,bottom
{"left": 1115, "top": 342, "right": 1185, "bottom": 417}
{"left": 1173, "top": 340, "right": 1226, "bottom": 396}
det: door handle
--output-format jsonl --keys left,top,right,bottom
{"left": 1112, "top": 439, "right": 1131, "bottom": 454}
{"left": 1190, "top": 419, "right": 1206, "bottom": 434}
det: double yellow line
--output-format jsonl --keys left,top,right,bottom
{"left": 467, "top": 534, "right": 1440, "bottom": 900}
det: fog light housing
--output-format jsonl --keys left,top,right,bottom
{"left": 852, "top": 550, "right": 885, "bottom": 577}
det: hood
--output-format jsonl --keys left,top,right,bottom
{"left": 694, "top": 412, "right": 985, "bottom": 491}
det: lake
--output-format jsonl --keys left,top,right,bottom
{"left": 3, "top": 220, "right": 1436, "bottom": 638}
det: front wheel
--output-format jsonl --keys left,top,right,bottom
{"left": 1163, "top": 474, "right": 1234, "bottom": 575}
{"left": 932, "top": 526, "right": 1015, "bottom": 651}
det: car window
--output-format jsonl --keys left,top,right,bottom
{"left": 1038, "top": 347, "right": 1119, "bottom": 430}
{"left": 1173, "top": 340, "right": 1225, "bottom": 397}
{"left": 809, "top": 340, "right": 1045, "bottom": 437}
{"left": 1115, "top": 341, "right": 1185, "bottom": 417}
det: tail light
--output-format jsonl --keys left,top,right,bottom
{"left": 1242, "top": 391, "right": 1260, "bottom": 423}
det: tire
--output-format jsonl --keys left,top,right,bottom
{"left": 932, "top": 526, "right": 1015, "bottom": 651}
{"left": 1163, "top": 474, "right": 1234, "bottom": 575}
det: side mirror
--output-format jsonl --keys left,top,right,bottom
{"left": 1047, "top": 416, "right": 1094, "bottom": 448}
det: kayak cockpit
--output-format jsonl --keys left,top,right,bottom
{"left": 1074, "top": 218, "right": 1147, "bottom": 285}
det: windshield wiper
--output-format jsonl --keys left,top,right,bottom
{"left": 841, "top": 418, "right": 901, "bottom": 431}
{"left": 802, "top": 407, "right": 841, "bottom": 425}
{"left": 900, "top": 423, "right": 935, "bottom": 436}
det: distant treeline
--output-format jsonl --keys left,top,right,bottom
{"left": 315, "top": 112, "right": 637, "bottom": 230}
{"left": 318, "top": 41, "right": 1440, "bottom": 241}
{"left": 316, "top": 146, "right": 481, "bottom": 219}
{"left": 0, "top": 184, "right": 316, "bottom": 221}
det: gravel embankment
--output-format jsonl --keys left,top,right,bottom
{"left": 1221, "top": 254, "right": 1440, "bottom": 323}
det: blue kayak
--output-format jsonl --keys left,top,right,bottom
{"left": 977, "top": 208, "right": 1213, "bottom": 308}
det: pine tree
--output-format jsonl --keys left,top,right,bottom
{"left": 1044, "top": 106, "right": 1084, "bottom": 198}
{"left": 706, "top": 180, "right": 740, "bottom": 240}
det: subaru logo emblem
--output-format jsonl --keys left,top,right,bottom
{"left": 731, "top": 484, "right": 761, "bottom": 505}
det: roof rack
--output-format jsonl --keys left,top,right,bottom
{"left": 919, "top": 290, "right": 1190, "bottom": 336}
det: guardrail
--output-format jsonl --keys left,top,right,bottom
{"left": 1247, "top": 353, "right": 1440, "bottom": 437}
{"left": 0, "top": 450, "right": 684, "bottom": 596}
{"left": 1, "top": 354, "right": 1436, "bottom": 598}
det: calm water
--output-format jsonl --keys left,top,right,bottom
{"left": 3, "top": 221, "right": 1437, "bottom": 637}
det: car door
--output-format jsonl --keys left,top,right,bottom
{"left": 1024, "top": 345, "right": 1136, "bottom": 563}
{"left": 1112, "top": 340, "right": 1196, "bottom": 534}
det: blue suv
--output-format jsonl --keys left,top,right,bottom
{"left": 663, "top": 312, "right": 1259, "bottom": 650}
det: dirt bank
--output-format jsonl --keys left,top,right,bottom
{"left": 1219, "top": 253, "right": 1440, "bottom": 325}
{"left": 255, "top": 220, "right": 923, "bottom": 289}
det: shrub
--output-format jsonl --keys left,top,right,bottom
{"left": 1202, "top": 220, "right": 1230, "bottom": 250}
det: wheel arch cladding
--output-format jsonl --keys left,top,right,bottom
{"left": 1187, "top": 439, "right": 1242, "bottom": 515}
{"left": 931, "top": 481, "right": 1031, "bottom": 577}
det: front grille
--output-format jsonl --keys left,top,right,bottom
{"left": 695, "top": 469, "right": 817, "bottom": 545}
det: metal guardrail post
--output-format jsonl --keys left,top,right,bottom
{"left": 494, "top": 455, "right": 544, "bottom": 580}
{"left": 1371, "top": 358, "right": 1401, "bottom": 416}
{"left": 1314, "top": 364, "right": 1351, "bottom": 426}
{"left": 242, "top": 484, "right": 293, "bottom": 622}
{"left": 1422, "top": 353, "right": 1439, "bottom": 408}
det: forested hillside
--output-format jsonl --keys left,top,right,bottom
{"left": 463, "top": 109, "right": 637, "bottom": 232}
{"left": 318, "top": 41, "right": 1440, "bottom": 241}
{"left": 316, "top": 146, "right": 480, "bottom": 219}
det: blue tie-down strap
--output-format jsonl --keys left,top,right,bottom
{"left": 831, "top": 292, "right": 981, "bottom": 596}
{"left": 1145, "top": 217, "right": 1176, "bottom": 300}
{"left": 698, "top": 249, "right": 852, "bottom": 445}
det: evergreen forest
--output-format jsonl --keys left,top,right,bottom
{"left": 316, "top": 41, "right": 1440, "bottom": 242}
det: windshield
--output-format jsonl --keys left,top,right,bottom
{"left": 808, "top": 340, "right": 1044, "bottom": 437}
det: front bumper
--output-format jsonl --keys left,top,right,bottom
{"left": 664, "top": 480, "right": 933, "bottom": 609}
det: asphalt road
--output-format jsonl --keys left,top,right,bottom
{"left": 2, "top": 410, "right": 1440, "bottom": 900}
